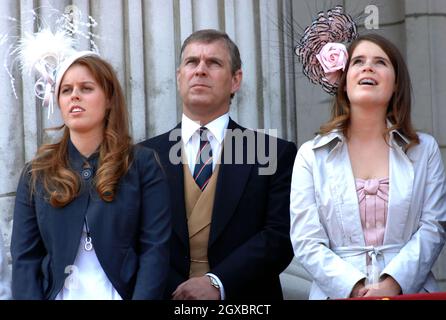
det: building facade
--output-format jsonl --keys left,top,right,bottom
{"left": 0, "top": 0, "right": 445, "bottom": 299}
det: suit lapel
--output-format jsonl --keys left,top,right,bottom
{"left": 209, "top": 119, "right": 253, "bottom": 246}
{"left": 159, "top": 124, "right": 189, "bottom": 246}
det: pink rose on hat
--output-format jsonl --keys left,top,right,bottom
{"left": 316, "top": 42, "right": 348, "bottom": 85}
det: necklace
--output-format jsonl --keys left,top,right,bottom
{"left": 84, "top": 216, "right": 93, "bottom": 251}
{"left": 81, "top": 162, "right": 94, "bottom": 251}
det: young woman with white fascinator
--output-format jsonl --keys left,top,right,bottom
{"left": 10, "top": 23, "right": 171, "bottom": 300}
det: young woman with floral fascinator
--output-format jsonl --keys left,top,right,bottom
{"left": 290, "top": 5, "right": 446, "bottom": 299}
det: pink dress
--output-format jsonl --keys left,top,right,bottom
{"left": 355, "top": 178, "right": 389, "bottom": 247}
{"left": 355, "top": 178, "right": 389, "bottom": 283}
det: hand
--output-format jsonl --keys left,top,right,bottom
{"left": 350, "top": 279, "right": 368, "bottom": 298}
{"left": 363, "top": 275, "right": 401, "bottom": 297}
{"left": 172, "top": 276, "right": 221, "bottom": 300}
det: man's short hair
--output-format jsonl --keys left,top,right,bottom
{"left": 180, "top": 29, "right": 242, "bottom": 75}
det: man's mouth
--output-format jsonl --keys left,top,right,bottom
{"left": 191, "top": 84, "right": 210, "bottom": 88}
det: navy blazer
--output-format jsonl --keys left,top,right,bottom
{"left": 140, "top": 119, "right": 297, "bottom": 299}
{"left": 11, "top": 141, "right": 171, "bottom": 300}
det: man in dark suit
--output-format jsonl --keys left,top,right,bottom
{"left": 141, "top": 29, "right": 296, "bottom": 300}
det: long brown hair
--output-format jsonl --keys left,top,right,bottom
{"left": 319, "top": 33, "right": 419, "bottom": 150}
{"left": 30, "top": 55, "right": 132, "bottom": 207}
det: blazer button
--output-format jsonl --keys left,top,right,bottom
{"left": 81, "top": 168, "right": 93, "bottom": 180}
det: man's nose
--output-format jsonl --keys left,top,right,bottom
{"left": 194, "top": 61, "right": 208, "bottom": 76}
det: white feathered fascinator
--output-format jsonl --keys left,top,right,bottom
{"left": 6, "top": 6, "right": 100, "bottom": 118}
{"left": 16, "top": 28, "right": 77, "bottom": 117}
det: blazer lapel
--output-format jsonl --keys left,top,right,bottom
{"left": 209, "top": 119, "right": 253, "bottom": 246}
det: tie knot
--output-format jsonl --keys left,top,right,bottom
{"left": 199, "top": 127, "right": 210, "bottom": 141}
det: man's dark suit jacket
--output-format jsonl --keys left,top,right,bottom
{"left": 11, "top": 141, "right": 171, "bottom": 300}
{"left": 140, "top": 118, "right": 297, "bottom": 299}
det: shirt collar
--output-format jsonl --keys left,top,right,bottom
{"left": 312, "top": 130, "right": 344, "bottom": 150}
{"left": 312, "top": 119, "right": 410, "bottom": 150}
{"left": 68, "top": 138, "right": 100, "bottom": 171}
{"left": 181, "top": 113, "right": 229, "bottom": 144}
{"left": 387, "top": 120, "right": 410, "bottom": 147}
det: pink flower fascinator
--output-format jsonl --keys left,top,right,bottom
{"left": 295, "top": 5, "right": 358, "bottom": 95}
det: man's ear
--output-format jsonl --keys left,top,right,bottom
{"left": 231, "top": 69, "right": 243, "bottom": 94}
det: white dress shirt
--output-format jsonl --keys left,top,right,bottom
{"left": 55, "top": 224, "right": 122, "bottom": 300}
{"left": 181, "top": 113, "right": 228, "bottom": 175}
{"left": 181, "top": 113, "right": 228, "bottom": 300}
